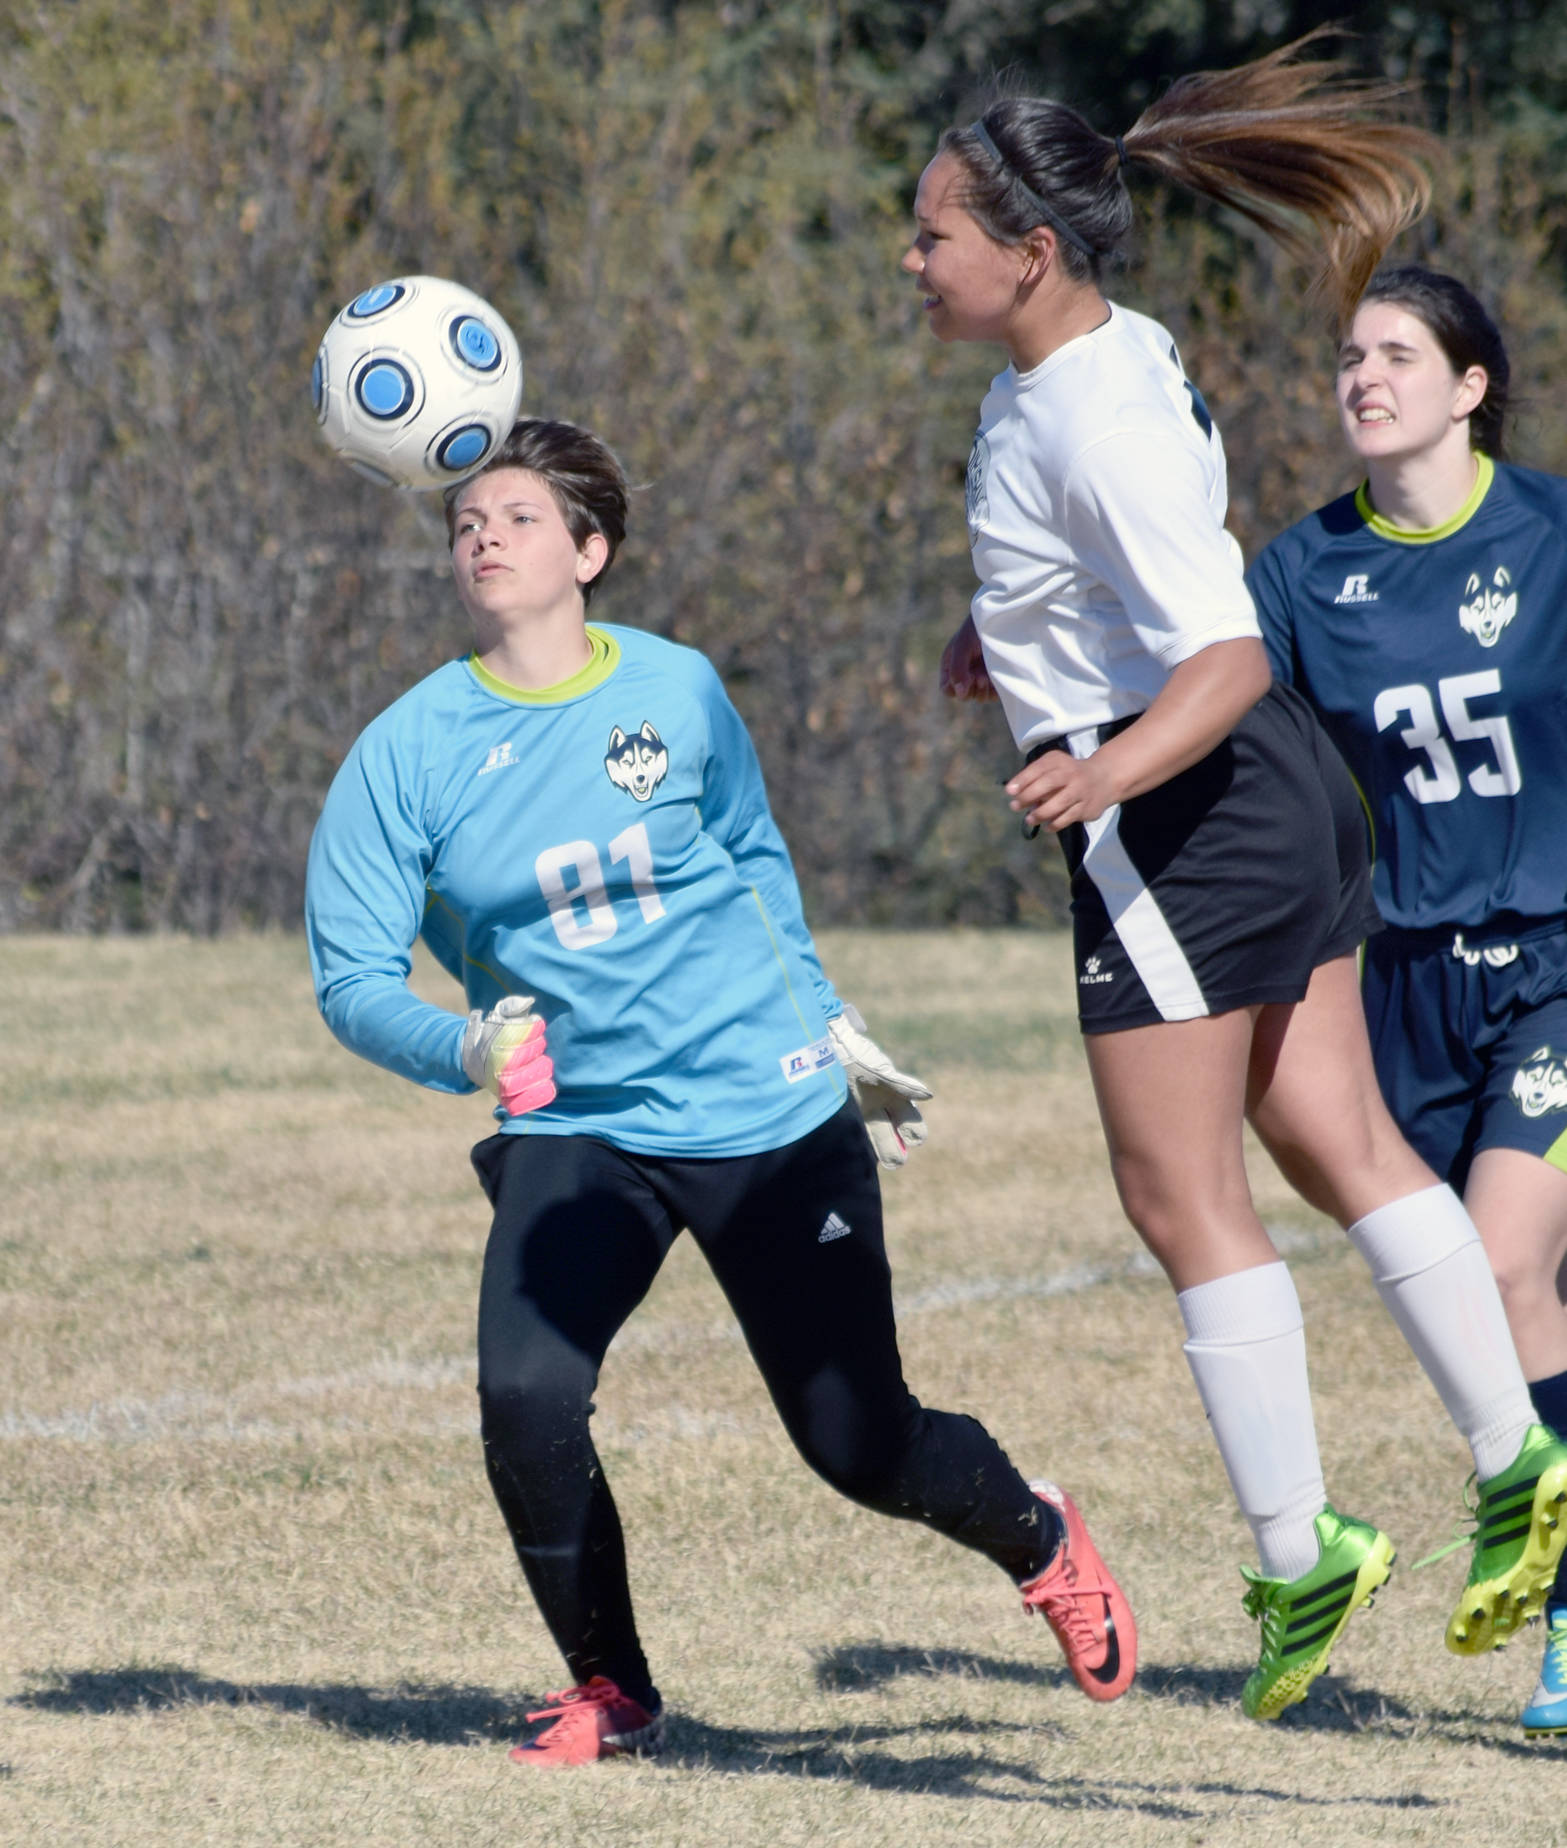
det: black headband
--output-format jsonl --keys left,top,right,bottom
{"left": 968, "top": 119, "right": 1098, "bottom": 258}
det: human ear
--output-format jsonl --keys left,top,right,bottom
{"left": 576, "top": 532, "right": 610, "bottom": 583}
{"left": 1454, "top": 365, "right": 1488, "bottom": 421}
{"left": 1017, "top": 226, "right": 1056, "bottom": 285}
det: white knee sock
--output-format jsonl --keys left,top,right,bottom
{"left": 1347, "top": 1183, "right": 1536, "bottom": 1481}
{"left": 1178, "top": 1262, "right": 1327, "bottom": 1581}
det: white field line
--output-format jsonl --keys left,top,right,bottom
{"left": 0, "top": 1225, "right": 1320, "bottom": 1447}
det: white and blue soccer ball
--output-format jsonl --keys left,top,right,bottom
{"left": 311, "top": 275, "right": 524, "bottom": 490}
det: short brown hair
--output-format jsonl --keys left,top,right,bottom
{"left": 444, "top": 418, "right": 629, "bottom": 603}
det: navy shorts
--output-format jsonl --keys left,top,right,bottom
{"left": 1362, "top": 921, "right": 1567, "bottom": 1192}
{"left": 1039, "top": 682, "right": 1383, "bottom": 1034}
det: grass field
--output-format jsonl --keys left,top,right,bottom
{"left": 3, "top": 930, "right": 1564, "bottom": 1847}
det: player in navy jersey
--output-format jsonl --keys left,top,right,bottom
{"left": 305, "top": 417, "right": 1136, "bottom": 1767}
{"left": 902, "top": 33, "right": 1567, "bottom": 1721}
{"left": 1249, "top": 266, "right": 1567, "bottom": 1737}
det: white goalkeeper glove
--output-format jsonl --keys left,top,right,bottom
{"left": 461, "top": 995, "right": 556, "bottom": 1116}
{"left": 828, "top": 1003, "right": 931, "bottom": 1170}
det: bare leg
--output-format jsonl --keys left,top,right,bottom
{"left": 1465, "top": 1149, "right": 1567, "bottom": 1380}
{"left": 1085, "top": 1008, "right": 1328, "bottom": 1579}
{"left": 1246, "top": 954, "right": 1535, "bottom": 1479}
{"left": 1245, "top": 955, "right": 1434, "bottom": 1221}
{"left": 1084, "top": 1007, "right": 1275, "bottom": 1289}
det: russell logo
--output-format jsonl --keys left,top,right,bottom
{"left": 780, "top": 1036, "right": 837, "bottom": 1084}
{"left": 1333, "top": 574, "right": 1379, "bottom": 605}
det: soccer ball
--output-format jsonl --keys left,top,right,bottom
{"left": 311, "top": 276, "right": 524, "bottom": 490}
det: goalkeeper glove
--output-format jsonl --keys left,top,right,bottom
{"left": 828, "top": 1003, "right": 931, "bottom": 1169}
{"left": 461, "top": 995, "right": 556, "bottom": 1115}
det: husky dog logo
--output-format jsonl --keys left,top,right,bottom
{"left": 1459, "top": 566, "right": 1518, "bottom": 647}
{"left": 604, "top": 722, "right": 669, "bottom": 801}
{"left": 1512, "top": 1046, "right": 1567, "bottom": 1120}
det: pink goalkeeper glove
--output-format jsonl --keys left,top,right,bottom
{"left": 460, "top": 995, "right": 557, "bottom": 1115}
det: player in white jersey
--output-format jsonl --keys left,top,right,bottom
{"left": 901, "top": 32, "right": 1567, "bottom": 1720}
{"left": 305, "top": 418, "right": 1137, "bottom": 1768}
{"left": 1250, "top": 267, "right": 1567, "bottom": 1737}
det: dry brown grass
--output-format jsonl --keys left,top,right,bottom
{"left": 3, "top": 930, "right": 1564, "bottom": 1846}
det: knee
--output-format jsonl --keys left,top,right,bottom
{"left": 1111, "top": 1159, "right": 1253, "bottom": 1269}
{"left": 787, "top": 1396, "right": 912, "bottom": 1510}
{"left": 477, "top": 1358, "right": 593, "bottom": 1460}
{"left": 1256, "top": 1108, "right": 1432, "bottom": 1229}
{"left": 1478, "top": 1229, "right": 1549, "bottom": 1316}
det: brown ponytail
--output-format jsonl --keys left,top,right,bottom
{"left": 945, "top": 29, "right": 1434, "bottom": 323}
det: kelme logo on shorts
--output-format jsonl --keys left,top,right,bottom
{"left": 1079, "top": 955, "right": 1113, "bottom": 987}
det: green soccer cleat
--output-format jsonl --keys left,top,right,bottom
{"left": 1445, "top": 1424, "right": 1567, "bottom": 1656}
{"left": 1240, "top": 1506, "right": 1395, "bottom": 1722}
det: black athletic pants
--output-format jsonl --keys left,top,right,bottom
{"left": 470, "top": 1102, "right": 1051, "bottom": 1710}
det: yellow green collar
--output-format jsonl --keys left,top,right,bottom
{"left": 1355, "top": 453, "right": 1494, "bottom": 545}
{"left": 468, "top": 626, "right": 620, "bottom": 704}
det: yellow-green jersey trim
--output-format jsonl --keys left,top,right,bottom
{"left": 746, "top": 885, "right": 849, "bottom": 1106}
{"left": 422, "top": 885, "right": 512, "bottom": 994}
{"left": 467, "top": 626, "right": 620, "bottom": 704}
{"left": 1354, "top": 453, "right": 1494, "bottom": 546}
{"left": 1547, "top": 1125, "right": 1567, "bottom": 1179}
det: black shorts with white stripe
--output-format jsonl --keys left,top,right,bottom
{"left": 1033, "top": 681, "right": 1383, "bottom": 1034}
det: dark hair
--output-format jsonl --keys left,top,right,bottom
{"left": 1355, "top": 266, "right": 1511, "bottom": 459}
{"left": 443, "top": 417, "right": 629, "bottom": 603}
{"left": 942, "top": 29, "right": 1433, "bottom": 322}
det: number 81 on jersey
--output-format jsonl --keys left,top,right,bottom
{"left": 535, "top": 822, "right": 665, "bottom": 949}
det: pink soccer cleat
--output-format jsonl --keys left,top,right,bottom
{"left": 508, "top": 1677, "right": 665, "bottom": 1768}
{"left": 1020, "top": 1480, "right": 1137, "bottom": 1701}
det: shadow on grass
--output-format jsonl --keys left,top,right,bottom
{"left": 817, "top": 1642, "right": 1067, "bottom": 1695}
{"left": 10, "top": 1667, "right": 524, "bottom": 1747}
{"left": 816, "top": 1642, "right": 1542, "bottom": 1765}
{"left": 6, "top": 1665, "right": 1195, "bottom": 1816}
{"left": 11, "top": 1655, "right": 1519, "bottom": 1806}
{"left": 666, "top": 1713, "right": 1208, "bottom": 1815}
{"left": 670, "top": 1709, "right": 1463, "bottom": 1814}
{"left": 1137, "top": 1656, "right": 1547, "bottom": 1757}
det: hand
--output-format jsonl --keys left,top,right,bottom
{"left": 939, "top": 615, "right": 997, "bottom": 702}
{"left": 827, "top": 1003, "right": 932, "bottom": 1169}
{"left": 461, "top": 995, "right": 556, "bottom": 1115}
{"left": 1005, "top": 750, "right": 1119, "bottom": 832}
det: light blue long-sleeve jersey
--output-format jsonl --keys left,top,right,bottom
{"left": 305, "top": 624, "right": 848, "bottom": 1156}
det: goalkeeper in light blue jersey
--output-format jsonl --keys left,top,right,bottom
{"left": 304, "top": 418, "right": 1136, "bottom": 1768}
